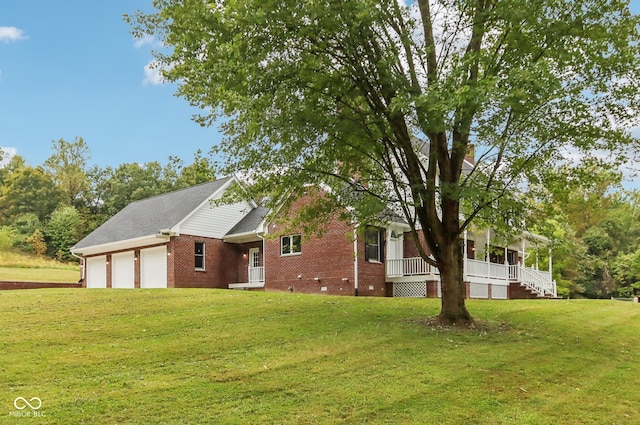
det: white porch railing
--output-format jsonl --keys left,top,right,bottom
{"left": 466, "top": 259, "right": 509, "bottom": 280}
{"left": 386, "top": 258, "right": 435, "bottom": 277}
{"left": 386, "top": 257, "right": 556, "bottom": 298}
{"left": 511, "top": 265, "right": 557, "bottom": 297}
{"left": 249, "top": 266, "right": 264, "bottom": 283}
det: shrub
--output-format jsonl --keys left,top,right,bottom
{"left": 0, "top": 227, "right": 14, "bottom": 251}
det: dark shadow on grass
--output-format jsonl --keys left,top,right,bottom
{"left": 410, "top": 316, "right": 511, "bottom": 334}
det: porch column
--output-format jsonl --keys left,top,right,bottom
{"left": 535, "top": 246, "right": 539, "bottom": 270}
{"left": 521, "top": 239, "right": 526, "bottom": 267}
{"left": 548, "top": 246, "right": 553, "bottom": 274}
{"left": 486, "top": 229, "right": 490, "bottom": 264}
{"left": 463, "top": 230, "right": 468, "bottom": 280}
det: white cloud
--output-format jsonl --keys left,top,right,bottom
{"left": 134, "top": 34, "right": 158, "bottom": 49}
{"left": 143, "top": 59, "right": 165, "bottom": 85}
{"left": 0, "top": 26, "right": 27, "bottom": 43}
{"left": 0, "top": 146, "right": 17, "bottom": 167}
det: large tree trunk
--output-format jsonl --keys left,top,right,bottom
{"left": 437, "top": 237, "right": 473, "bottom": 326}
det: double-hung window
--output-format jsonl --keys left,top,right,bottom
{"left": 195, "top": 241, "right": 205, "bottom": 270}
{"left": 365, "top": 226, "right": 383, "bottom": 262}
{"left": 281, "top": 234, "right": 302, "bottom": 256}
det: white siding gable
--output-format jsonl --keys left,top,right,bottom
{"left": 178, "top": 197, "right": 254, "bottom": 239}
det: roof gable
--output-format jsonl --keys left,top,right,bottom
{"left": 73, "top": 177, "right": 232, "bottom": 251}
{"left": 226, "top": 206, "right": 269, "bottom": 236}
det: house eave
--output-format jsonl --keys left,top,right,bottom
{"left": 71, "top": 234, "right": 170, "bottom": 257}
{"left": 224, "top": 231, "right": 263, "bottom": 244}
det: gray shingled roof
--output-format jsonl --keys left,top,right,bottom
{"left": 226, "top": 206, "right": 269, "bottom": 236}
{"left": 73, "top": 177, "right": 232, "bottom": 250}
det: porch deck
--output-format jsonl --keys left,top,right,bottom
{"left": 228, "top": 266, "right": 265, "bottom": 290}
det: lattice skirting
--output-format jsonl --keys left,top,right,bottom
{"left": 393, "top": 281, "right": 427, "bottom": 298}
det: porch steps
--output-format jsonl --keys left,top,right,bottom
{"left": 510, "top": 281, "right": 557, "bottom": 299}
{"left": 509, "top": 282, "right": 547, "bottom": 299}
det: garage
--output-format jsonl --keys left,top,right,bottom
{"left": 112, "top": 251, "right": 135, "bottom": 289}
{"left": 86, "top": 255, "right": 107, "bottom": 288}
{"left": 140, "top": 246, "right": 167, "bottom": 288}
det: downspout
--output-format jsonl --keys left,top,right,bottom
{"left": 353, "top": 227, "right": 359, "bottom": 296}
{"left": 70, "top": 250, "right": 85, "bottom": 282}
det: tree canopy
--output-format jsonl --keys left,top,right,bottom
{"left": 129, "top": 0, "right": 640, "bottom": 324}
{"left": 0, "top": 139, "right": 216, "bottom": 260}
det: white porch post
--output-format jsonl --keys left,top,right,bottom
{"left": 486, "top": 229, "right": 491, "bottom": 263}
{"left": 463, "top": 230, "right": 468, "bottom": 280}
{"left": 521, "top": 239, "right": 526, "bottom": 267}
{"left": 548, "top": 246, "right": 553, "bottom": 274}
{"left": 535, "top": 246, "right": 539, "bottom": 270}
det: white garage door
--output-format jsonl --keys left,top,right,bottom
{"left": 112, "top": 251, "right": 135, "bottom": 289}
{"left": 86, "top": 256, "right": 107, "bottom": 288}
{"left": 140, "top": 246, "right": 167, "bottom": 288}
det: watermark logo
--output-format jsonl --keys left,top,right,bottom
{"left": 9, "top": 397, "right": 45, "bottom": 418}
{"left": 14, "top": 397, "right": 42, "bottom": 411}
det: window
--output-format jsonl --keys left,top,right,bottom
{"left": 365, "top": 226, "right": 383, "bottom": 262}
{"left": 281, "top": 234, "right": 302, "bottom": 256}
{"left": 195, "top": 242, "right": 205, "bottom": 270}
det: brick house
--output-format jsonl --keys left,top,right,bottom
{"left": 71, "top": 177, "right": 265, "bottom": 290}
{"left": 71, "top": 176, "right": 556, "bottom": 298}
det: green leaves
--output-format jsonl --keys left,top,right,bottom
{"left": 130, "top": 0, "right": 640, "bottom": 315}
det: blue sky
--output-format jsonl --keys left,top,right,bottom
{"left": 1, "top": 1, "right": 639, "bottom": 186}
{"left": 0, "top": 1, "right": 220, "bottom": 169}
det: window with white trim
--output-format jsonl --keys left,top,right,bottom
{"left": 365, "top": 226, "right": 383, "bottom": 262}
{"left": 195, "top": 242, "right": 205, "bottom": 270}
{"left": 281, "top": 234, "right": 302, "bottom": 256}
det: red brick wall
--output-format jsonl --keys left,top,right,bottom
{"left": 356, "top": 233, "right": 387, "bottom": 296}
{"left": 264, "top": 194, "right": 388, "bottom": 297}
{"left": 265, "top": 218, "right": 357, "bottom": 295}
{"left": 234, "top": 241, "right": 262, "bottom": 284}
{"left": 403, "top": 230, "right": 431, "bottom": 258}
{"left": 134, "top": 249, "right": 141, "bottom": 288}
{"left": 0, "top": 281, "right": 82, "bottom": 290}
{"left": 170, "top": 235, "right": 244, "bottom": 288}
{"left": 106, "top": 254, "right": 112, "bottom": 288}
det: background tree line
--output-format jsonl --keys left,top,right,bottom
{"left": 544, "top": 172, "right": 640, "bottom": 299}
{"left": 0, "top": 138, "right": 215, "bottom": 262}
{"left": 0, "top": 138, "right": 638, "bottom": 298}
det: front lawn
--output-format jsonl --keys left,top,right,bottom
{"left": 1, "top": 289, "right": 638, "bottom": 424}
{"left": 0, "top": 251, "right": 79, "bottom": 282}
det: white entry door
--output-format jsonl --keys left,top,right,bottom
{"left": 248, "top": 248, "right": 263, "bottom": 283}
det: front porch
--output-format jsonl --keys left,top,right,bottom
{"left": 228, "top": 265, "right": 265, "bottom": 290}
{"left": 386, "top": 257, "right": 556, "bottom": 298}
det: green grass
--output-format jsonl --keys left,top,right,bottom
{"left": 1, "top": 290, "right": 639, "bottom": 424}
{"left": 0, "top": 251, "right": 79, "bottom": 282}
